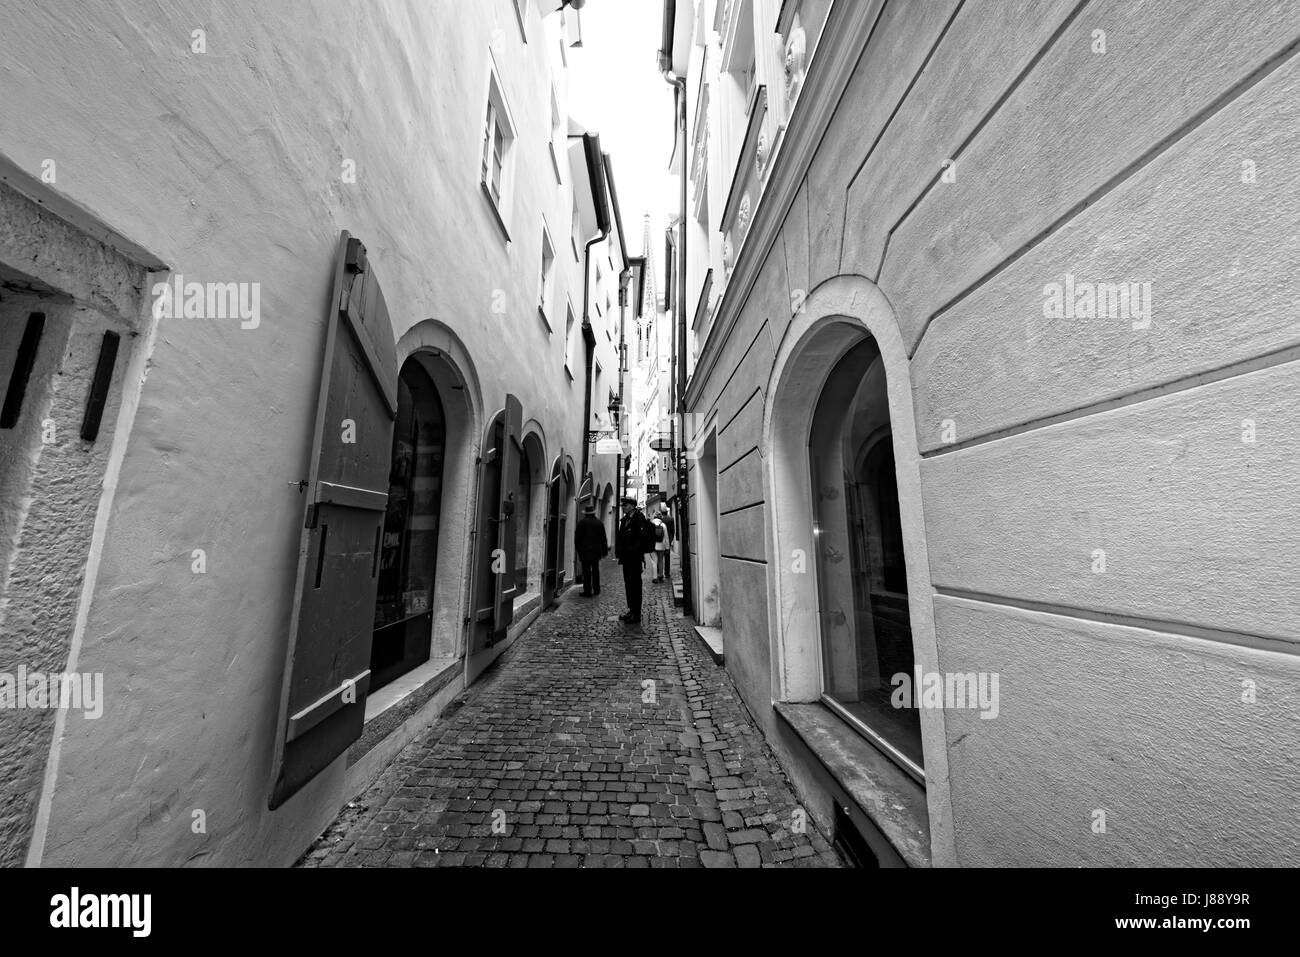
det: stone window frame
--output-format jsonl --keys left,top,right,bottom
{"left": 479, "top": 55, "right": 518, "bottom": 243}
{"left": 537, "top": 219, "right": 557, "bottom": 330}
{"left": 761, "top": 274, "right": 956, "bottom": 867}
{"left": 0, "top": 167, "right": 163, "bottom": 868}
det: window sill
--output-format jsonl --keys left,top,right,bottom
{"left": 480, "top": 182, "right": 511, "bottom": 244}
{"left": 538, "top": 305, "right": 552, "bottom": 333}
{"left": 349, "top": 656, "right": 461, "bottom": 764}
{"left": 549, "top": 141, "right": 563, "bottom": 185}
{"left": 692, "top": 625, "right": 723, "bottom": 664}
{"left": 512, "top": 1, "right": 528, "bottom": 42}
{"left": 774, "top": 701, "right": 931, "bottom": 867}
{"left": 564, "top": 363, "right": 574, "bottom": 382}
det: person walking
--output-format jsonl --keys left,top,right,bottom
{"left": 616, "top": 495, "right": 653, "bottom": 623}
{"left": 574, "top": 502, "right": 608, "bottom": 597}
{"left": 660, "top": 503, "right": 676, "bottom": 581}
{"left": 651, "top": 511, "right": 668, "bottom": 583}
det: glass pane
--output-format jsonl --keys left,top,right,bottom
{"left": 809, "top": 338, "right": 922, "bottom": 770}
{"left": 490, "top": 149, "right": 503, "bottom": 202}
{"left": 374, "top": 361, "right": 445, "bottom": 630}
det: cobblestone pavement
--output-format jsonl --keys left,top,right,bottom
{"left": 299, "top": 556, "right": 843, "bottom": 868}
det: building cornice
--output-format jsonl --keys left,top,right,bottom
{"left": 685, "top": 0, "right": 884, "bottom": 409}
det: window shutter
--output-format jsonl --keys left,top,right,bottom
{"left": 468, "top": 394, "right": 522, "bottom": 655}
{"left": 542, "top": 450, "right": 569, "bottom": 607}
{"left": 268, "top": 231, "right": 398, "bottom": 810}
{"left": 494, "top": 394, "right": 522, "bottom": 630}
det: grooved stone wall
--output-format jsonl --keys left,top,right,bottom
{"left": 0, "top": 183, "right": 144, "bottom": 866}
{"left": 687, "top": 0, "right": 1300, "bottom": 865}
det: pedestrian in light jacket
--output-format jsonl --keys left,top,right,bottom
{"left": 574, "top": 502, "right": 608, "bottom": 597}
{"left": 651, "top": 513, "right": 668, "bottom": 583}
{"left": 659, "top": 503, "right": 676, "bottom": 580}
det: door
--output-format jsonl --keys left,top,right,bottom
{"left": 269, "top": 232, "right": 397, "bottom": 810}
{"left": 467, "top": 394, "right": 521, "bottom": 678}
{"left": 542, "top": 449, "right": 566, "bottom": 607}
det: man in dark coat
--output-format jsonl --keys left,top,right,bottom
{"left": 616, "top": 495, "right": 653, "bottom": 623}
{"left": 574, "top": 502, "right": 608, "bottom": 597}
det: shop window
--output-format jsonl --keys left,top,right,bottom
{"left": 371, "top": 359, "right": 446, "bottom": 691}
{"left": 809, "top": 338, "right": 922, "bottom": 776}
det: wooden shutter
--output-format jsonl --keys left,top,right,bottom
{"left": 542, "top": 448, "right": 565, "bottom": 607}
{"left": 556, "top": 470, "right": 569, "bottom": 590}
{"left": 269, "top": 232, "right": 397, "bottom": 810}
{"left": 468, "top": 394, "right": 522, "bottom": 655}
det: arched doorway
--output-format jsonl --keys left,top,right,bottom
{"left": 371, "top": 357, "right": 446, "bottom": 692}
{"left": 693, "top": 427, "right": 721, "bottom": 627}
{"left": 562, "top": 463, "right": 577, "bottom": 587}
{"left": 599, "top": 482, "right": 614, "bottom": 543}
{"left": 543, "top": 453, "right": 575, "bottom": 606}
{"left": 516, "top": 429, "right": 547, "bottom": 599}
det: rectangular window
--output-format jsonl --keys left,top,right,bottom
{"left": 548, "top": 87, "right": 563, "bottom": 185}
{"left": 480, "top": 64, "right": 516, "bottom": 239}
{"left": 538, "top": 224, "right": 556, "bottom": 328}
{"left": 483, "top": 103, "right": 505, "bottom": 204}
{"left": 564, "top": 303, "right": 576, "bottom": 378}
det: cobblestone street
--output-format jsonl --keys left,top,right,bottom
{"left": 299, "top": 558, "right": 842, "bottom": 868}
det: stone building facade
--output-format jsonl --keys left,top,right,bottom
{"left": 667, "top": 0, "right": 1300, "bottom": 866}
{"left": 0, "top": 0, "right": 623, "bottom": 866}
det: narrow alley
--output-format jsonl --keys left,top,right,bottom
{"left": 3, "top": 0, "right": 1297, "bottom": 894}
{"left": 299, "top": 565, "right": 841, "bottom": 869}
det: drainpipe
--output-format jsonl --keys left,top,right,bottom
{"left": 660, "top": 40, "right": 693, "bottom": 618}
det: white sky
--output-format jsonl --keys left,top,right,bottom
{"left": 567, "top": 1, "right": 678, "bottom": 274}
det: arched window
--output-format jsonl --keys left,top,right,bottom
{"left": 372, "top": 358, "right": 445, "bottom": 690}
{"left": 809, "top": 337, "right": 922, "bottom": 775}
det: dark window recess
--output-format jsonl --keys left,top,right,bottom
{"left": 369, "top": 359, "right": 445, "bottom": 692}
{"left": 832, "top": 804, "right": 880, "bottom": 869}
{"left": 80, "top": 330, "right": 120, "bottom": 441}
{"left": 1, "top": 312, "right": 46, "bottom": 429}
{"left": 314, "top": 524, "right": 329, "bottom": 589}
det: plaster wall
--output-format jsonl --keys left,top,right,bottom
{"left": 0, "top": 0, "right": 605, "bottom": 866}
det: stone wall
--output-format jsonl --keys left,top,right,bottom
{"left": 686, "top": 0, "right": 1300, "bottom": 865}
